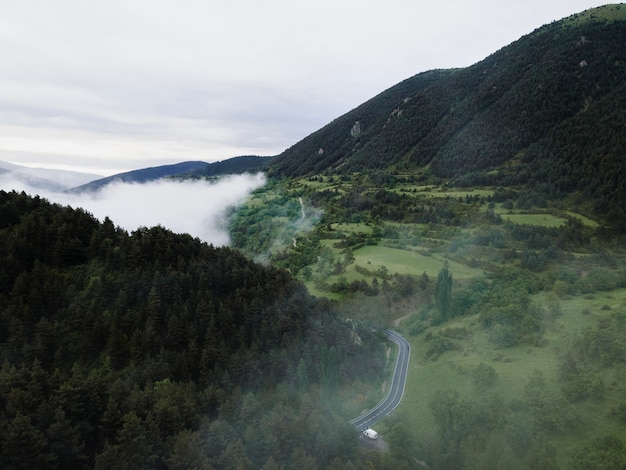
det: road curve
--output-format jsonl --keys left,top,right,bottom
{"left": 350, "top": 329, "right": 411, "bottom": 431}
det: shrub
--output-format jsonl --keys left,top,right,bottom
{"left": 407, "top": 318, "right": 429, "bottom": 337}
{"left": 570, "top": 435, "right": 626, "bottom": 470}
{"left": 425, "top": 336, "right": 459, "bottom": 360}
{"left": 440, "top": 327, "right": 470, "bottom": 339}
{"left": 489, "top": 324, "right": 517, "bottom": 348}
{"left": 472, "top": 363, "right": 497, "bottom": 390}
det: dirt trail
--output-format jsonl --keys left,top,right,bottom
{"left": 393, "top": 313, "right": 411, "bottom": 327}
{"left": 298, "top": 197, "right": 305, "bottom": 220}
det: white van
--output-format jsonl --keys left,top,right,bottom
{"left": 362, "top": 428, "right": 378, "bottom": 440}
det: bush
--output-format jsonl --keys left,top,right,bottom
{"left": 407, "top": 318, "right": 429, "bottom": 336}
{"left": 525, "top": 371, "right": 580, "bottom": 432}
{"left": 472, "top": 363, "right": 497, "bottom": 390}
{"left": 570, "top": 435, "right": 626, "bottom": 470}
{"left": 489, "top": 324, "right": 517, "bottom": 348}
{"left": 574, "top": 312, "right": 626, "bottom": 366}
{"left": 440, "top": 326, "right": 470, "bottom": 339}
{"left": 425, "top": 336, "right": 460, "bottom": 360}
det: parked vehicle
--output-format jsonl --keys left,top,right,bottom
{"left": 362, "top": 428, "right": 378, "bottom": 440}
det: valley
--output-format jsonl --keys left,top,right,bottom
{"left": 229, "top": 172, "right": 626, "bottom": 467}
{"left": 2, "top": 4, "right": 626, "bottom": 468}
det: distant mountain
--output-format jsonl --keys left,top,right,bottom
{"left": 0, "top": 160, "right": 101, "bottom": 192}
{"left": 269, "top": 4, "right": 626, "bottom": 226}
{"left": 187, "top": 155, "right": 274, "bottom": 178}
{"left": 67, "top": 160, "right": 210, "bottom": 193}
{"left": 68, "top": 156, "right": 272, "bottom": 193}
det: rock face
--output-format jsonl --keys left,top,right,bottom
{"left": 350, "top": 121, "right": 361, "bottom": 138}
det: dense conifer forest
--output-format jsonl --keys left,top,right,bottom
{"left": 0, "top": 190, "right": 387, "bottom": 468}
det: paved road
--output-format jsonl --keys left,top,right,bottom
{"left": 350, "top": 329, "right": 411, "bottom": 431}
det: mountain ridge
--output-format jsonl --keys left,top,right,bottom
{"left": 66, "top": 160, "right": 210, "bottom": 193}
{"left": 67, "top": 156, "right": 272, "bottom": 193}
{"left": 0, "top": 160, "right": 101, "bottom": 192}
{"left": 268, "top": 4, "right": 626, "bottom": 227}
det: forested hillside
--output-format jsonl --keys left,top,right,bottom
{"left": 270, "top": 4, "right": 626, "bottom": 229}
{"left": 68, "top": 161, "right": 210, "bottom": 193}
{"left": 189, "top": 156, "right": 274, "bottom": 179}
{"left": 0, "top": 190, "right": 386, "bottom": 469}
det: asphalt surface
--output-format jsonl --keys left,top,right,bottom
{"left": 350, "top": 329, "right": 411, "bottom": 432}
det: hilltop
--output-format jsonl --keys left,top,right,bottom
{"left": 66, "top": 161, "right": 210, "bottom": 193}
{"left": 269, "top": 4, "right": 626, "bottom": 228}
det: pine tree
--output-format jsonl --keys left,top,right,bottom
{"left": 435, "top": 261, "right": 453, "bottom": 320}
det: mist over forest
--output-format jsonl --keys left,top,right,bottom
{"left": 0, "top": 173, "right": 266, "bottom": 245}
{"left": 2, "top": 4, "right": 626, "bottom": 469}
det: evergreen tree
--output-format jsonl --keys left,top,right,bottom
{"left": 435, "top": 261, "right": 453, "bottom": 320}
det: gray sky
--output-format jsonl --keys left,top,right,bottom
{"left": 0, "top": 0, "right": 610, "bottom": 176}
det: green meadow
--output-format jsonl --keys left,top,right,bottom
{"left": 372, "top": 286, "right": 626, "bottom": 467}
{"left": 232, "top": 175, "right": 626, "bottom": 467}
{"left": 351, "top": 245, "right": 482, "bottom": 279}
{"left": 499, "top": 212, "right": 568, "bottom": 227}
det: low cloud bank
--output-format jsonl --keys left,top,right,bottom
{"left": 1, "top": 173, "right": 267, "bottom": 246}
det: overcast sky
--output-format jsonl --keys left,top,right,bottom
{"left": 0, "top": 0, "right": 610, "bottom": 176}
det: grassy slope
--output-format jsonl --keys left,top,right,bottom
{"left": 230, "top": 176, "right": 626, "bottom": 467}
{"left": 350, "top": 245, "right": 482, "bottom": 279}
{"left": 384, "top": 287, "right": 626, "bottom": 466}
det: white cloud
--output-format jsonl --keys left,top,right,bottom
{"left": 1, "top": 174, "right": 267, "bottom": 246}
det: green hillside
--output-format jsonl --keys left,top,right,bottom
{"left": 231, "top": 150, "right": 626, "bottom": 469}
{"left": 270, "top": 4, "right": 626, "bottom": 229}
{"left": 225, "top": 8, "right": 626, "bottom": 467}
{"left": 0, "top": 190, "right": 387, "bottom": 469}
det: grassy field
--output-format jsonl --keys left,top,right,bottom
{"left": 488, "top": 204, "right": 601, "bottom": 228}
{"left": 308, "top": 242, "right": 484, "bottom": 294}
{"left": 371, "top": 287, "right": 626, "bottom": 466}
{"left": 420, "top": 188, "right": 495, "bottom": 199}
{"left": 499, "top": 212, "right": 568, "bottom": 227}
{"left": 330, "top": 222, "right": 375, "bottom": 235}
{"left": 351, "top": 245, "right": 482, "bottom": 279}
{"left": 566, "top": 3, "right": 626, "bottom": 26}
{"left": 391, "top": 185, "right": 495, "bottom": 200}
{"left": 232, "top": 176, "right": 626, "bottom": 466}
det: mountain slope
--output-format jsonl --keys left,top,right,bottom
{"left": 270, "top": 4, "right": 626, "bottom": 226}
{"left": 68, "top": 156, "right": 272, "bottom": 193}
{"left": 0, "top": 160, "right": 101, "bottom": 192}
{"left": 188, "top": 155, "right": 274, "bottom": 178}
{"left": 0, "top": 190, "right": 385, "bottom": 468}
{"left": 67, "top": 160, "right": 210, "bottom": 193}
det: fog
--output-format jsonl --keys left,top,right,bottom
{"left": 0, "top": 173, "right": 267, "bottom": 245}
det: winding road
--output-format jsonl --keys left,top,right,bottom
{"left": 350, "top": 329, "right": 411, "bottom": 431}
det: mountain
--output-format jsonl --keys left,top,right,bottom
{"left": 269, "top": 4, "right": 626, "bottom": 227}
{"left": 68, "top": 156, "right": 271, "bottom": 193}
{"left": 187, "top": 155, "right": 275, "bottom": 178}
{"left": 0, "top": 160, "right": 101, "bottom": 192}
{"left": 67, "top": 160, "right": 210, "bottom": 193}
